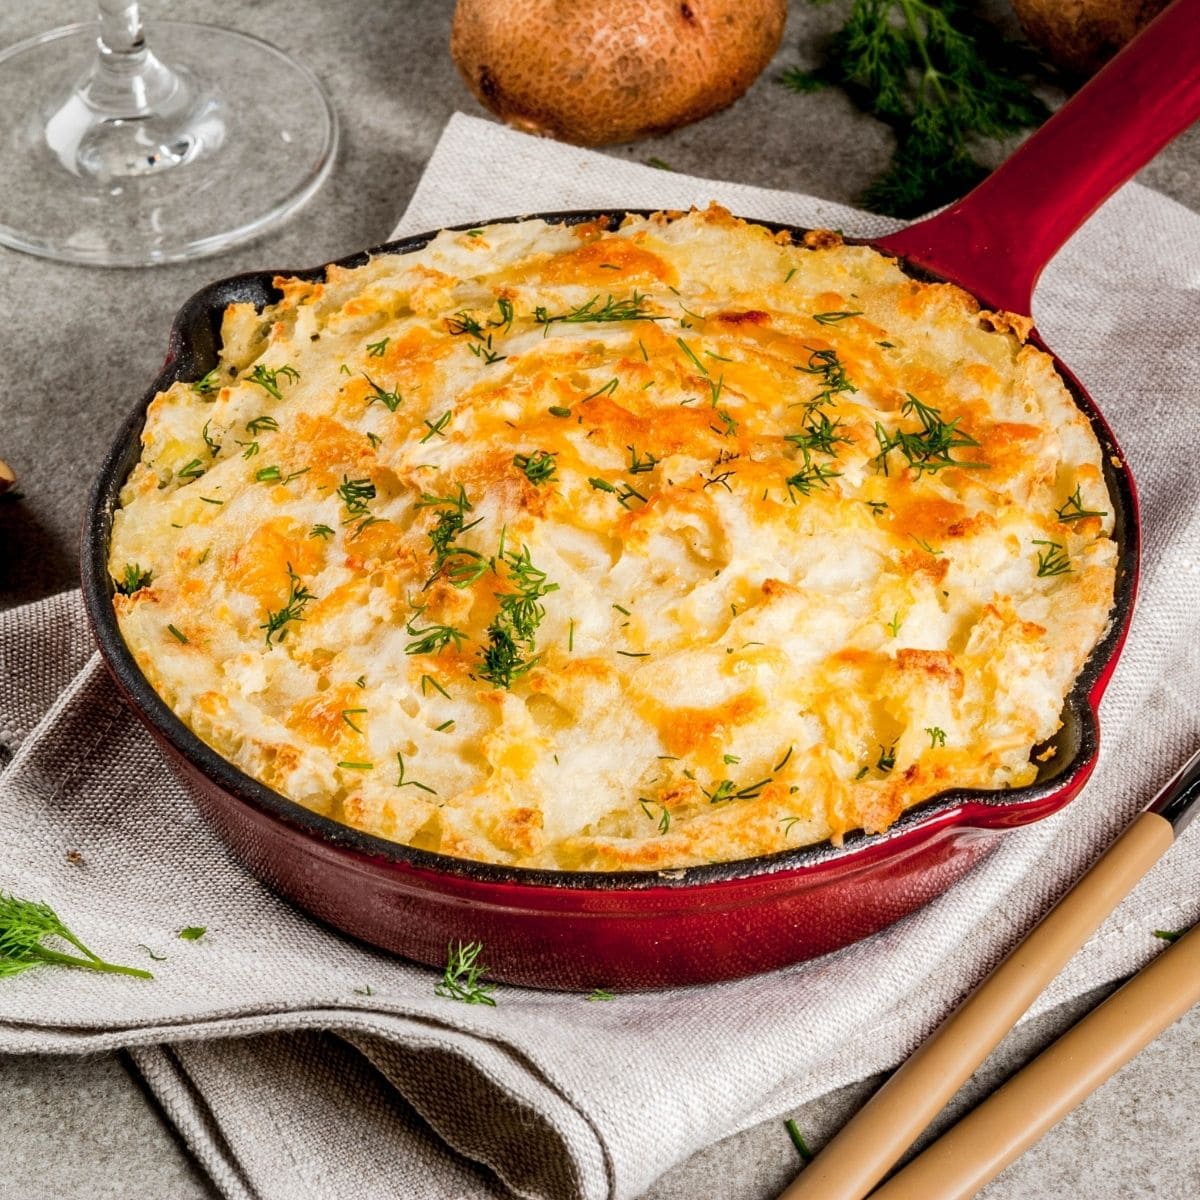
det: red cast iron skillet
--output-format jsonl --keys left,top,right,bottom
{"left": 82, "top": 2, "right": 1199, "bottom": 990}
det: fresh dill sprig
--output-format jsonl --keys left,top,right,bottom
{"left": 477, "top": 544, "right": 558, "bottom": 689}
{"left": 246, "top": 415, "right": 279, "bottom": 435}
{"left": 310, "top": 524, "right": 334, "bottom": 540}
{"left": 786, "top": 411, "right": 852, "bottom": 461}
{"left": 535, "top": 292, "right": 663, "bottom": 327}
{"left": 514, "top": 450, "right": 558, "bottom": 485}
{"left": 177, "top": 459, "right": 205, "bottom": 482}
{"left": 416, "top": 486, "right": 486, "bottom": 586}
{"left": 0, "top": 893, "right": 152, "bottom": 979}
{"left": 366, "top": 336, "right": 390, "bottom": 358}
{"left": 435, "top": 940, "right": 496, "bottom": 1006}
{"left": 261, "top": 564, "right": 316, "bottom": 645}
{"left": 779, "top": 66, "right": 828, "bottom": 94}
{"left": 247, "top": 363, "right": 299, "bottom": 400}
{"left": 116, "top": 563, "right": 153, "bottom": 595}
{"left": 794, "top": 346, "right": 857, "bottom": 410}
{"left": 796, "top": 0, "right": 1049, "bottom": 218}
{"left": 874, "top": 394, "right": 987, "bottom": 476}
{"left": 1034, "top": 539, "right": 1071, "bottom": 577}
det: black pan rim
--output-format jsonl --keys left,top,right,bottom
{"left": 80, "top": 208, "right": 1139, "bottom": 894}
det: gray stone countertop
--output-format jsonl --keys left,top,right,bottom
{"left": 2, "top": 2, "right": 1198, "bottom": 1198}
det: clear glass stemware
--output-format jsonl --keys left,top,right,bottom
{"left": 0, "top": 2, "right": 338, "bottom": 266}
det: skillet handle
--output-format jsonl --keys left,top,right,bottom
{"left": 874, "top": 0, "right": 1200, "bottom": 316}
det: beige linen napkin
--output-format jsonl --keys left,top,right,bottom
{"left": 2, "top": 113, "right": 1199, "bottom": 1200}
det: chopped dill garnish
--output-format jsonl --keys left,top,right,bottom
{"left": 177, "top": 459, "right": 204, "bottom": 481}
{"left": 535, "top": 292, "right": 663, "bottom": 327}
{"left": 785, "top": 1118, "right": 814, "bottom": 1162}
{"left": 366, "top": 336, "right": 390, "bottom": 358}
{"left": 395, "top": 752, "right": 436, "bottom": 794}
{"left": 793, "top": 346, "right": 856, "bottom": 410}
{"left": 338, "top": 761, "right": 373, "bottom": 770}
{"left": 247, "top": 363, "right": 299, "bottom": 400}
{"left": 404, "top": 610, "right": 469, "bottom": 656}
{"left": 588, "top": 476, "right": 646, "bottom": 508}
{"left": 166, "top": 624, "right": 188, "bottom": 644}
{"left": 1055, "top": 486, "right": 1107, "bottom": 524}
{"left": 586, "top": 988, "right": 616, "bottom": 1001}
{"left": 548, "top": 405, "right": 572, "bottom": 418}
{"left": 238, "top": 440, "right": 260, "bottom": 458}
{"left": 787, "top": 410, "right": 851, "bottom": 461}
{"left": 514, "top": 450, "right": 557, "bottom": 485}
{"left": 812, "top": 310, "right": 863, "bottom": 325}
{"left": 676, "top": 336, "right": 709, "bottom": 376}
{"left": 875, "top": 394, "right": 987, "bottom": 476}
{"left": 909, "top": 535, "right": 943, "bottom": 555}
{"left": 261, "top": 564, "right": 316, "bottom": 646}
{"left": 581, "top": 377, "right": 620, "bottom": 403}
{"left": 639, "top": 797, "right": 671, "bottom": 834}
{"left": 341, "top": 708, "right": 367, "bottom": 734}
{"left": 201, "top": 420, "right": 220, "bottom": 458}
{"left": 477, "top": 544, "right": 558, "bottom": 689}
{"left": 886, "top": 611, "right": 903, "bottom": 637}
{"left": 177, "top": 926, "right": 206, "bottom": 941}
{"left": 420, "top": 674, "right": 452, "bottom": 700}
{"left": 336, "top": 476, "right": 376, "bottom": 519}
{"left": 435, "top": 941, "right": 496, "bottom": 1006}
{"left": 876, "top": 742, "right": 897, "bottom": 772}
{"left": 246, "top": 415, "right": 279, "bottom": 435}
{"left": 627, "top": 446, "right": 660, "bottom": 475}
{"left": 362, "top": 373, "right": 402, "bottom": 412}
{"left": 1034, "top": 539, "right": 1071, "bottom": 577}
{"left": 926, "top": 726, "right": 947, "bottom": 747}
{"left": 191, "top": 366, "right": 222, "bottom": 397}
{"left": 256, "top": 465, "right": 282, "bottom": 483}
{"left": 310, "top": 524, "right": 334, "bottom": 540}
{"left": 116, "top": 563, "right": 153, "bottom": 595}
{"left": 786, "top": 461, "right": 841, "bottom": 499}
{"left": 421, "top": 410, "right": 452, "bottom": 442}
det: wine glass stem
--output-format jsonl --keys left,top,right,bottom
{"left": 98, "top": 1, "right": 143, "bottom": 56}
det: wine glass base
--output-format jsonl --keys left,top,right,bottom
{"left": 0, "top": 21, "right": 338, "bottom": 267}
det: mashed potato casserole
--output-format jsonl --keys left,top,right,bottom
{"left": 109, "top": 206, "right": 1116, "bottom": 870}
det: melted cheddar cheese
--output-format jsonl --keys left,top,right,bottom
{"left": 109, "top": 206, "right": 1117, "bottom": 870}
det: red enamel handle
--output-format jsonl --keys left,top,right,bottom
{"left": 875, "top": 0, "right": 1200, "bottom": 316}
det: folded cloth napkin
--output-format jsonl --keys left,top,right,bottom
{"left": 3, "top": 112, "right": 1199, "bottom": 1200}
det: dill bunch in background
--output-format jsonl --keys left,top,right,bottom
{"left": 782, "top": 0, "right": 1050, "bottom": 217}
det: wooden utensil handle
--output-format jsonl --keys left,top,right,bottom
{"left": 870, "top": 922, "right": 1200, "bottom": 1200}
{"left": 876, "top": 0, "right": 1200, "bottom": 315}
{"left": 777, "top": 812, "right": 1174, "bottom": 1200}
